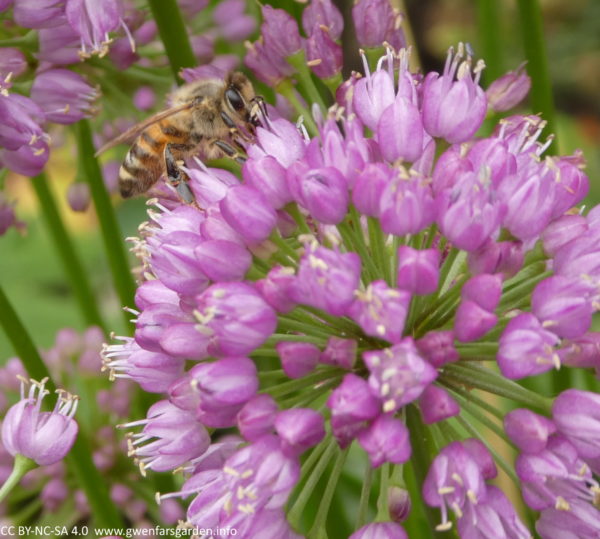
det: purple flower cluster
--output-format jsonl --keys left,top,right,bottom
{"left": 506, "top": 393, "right": 600, "bottom": 537}
{"left": 0, "top": 0, "right": 255, "bottom": 186}
{"left": 11, "top": 0, "right": 125, "bottom": 59}
{"left": 0, "top": 56, "right": 98, "bottom": 176}
{"left": 99, "top": 12, "right": 600, "bottom": 538}
{"left": 245, "top": 0, "right": 405, "bottom": 85}
{"left": 424, "top": 439, "right": 530, "bottom": 537}
{"left": 0, "top": 328, "right": 182, "bottom": 528}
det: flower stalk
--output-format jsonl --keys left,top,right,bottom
{"left": 442, "top": 363, "right": 553, "bottom": 413}
{"left": 73, "top": 121, "right": 135, "bottom": 325}
{"left": 308, "top": 445, "right": 348, "bottom": 538}
{"left": 0, "top": 454, "right": 36, "bottom": 504}
{"left": 288, "top": 437, "right": 338, "bottom": 528}
{"left": 516, "top": 0, "right": 557, "bottom": 148}
{"left": 30, "top": 173, "right": 107, "bottom": 334}
{"left": 146, "top": 0, "right": 196, "bottom": 83}
{"left": 0, "top": 289, "right": 123, "bottom": 527}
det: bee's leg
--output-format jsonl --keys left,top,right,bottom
{"left": 213, "top": 140, "right": 247, "bottom": 165}
{"left": 249, "top": 95, "right": 268, "bottom": 126}
{"left": 220, "top": 111, "right": 253, "bottom": 144}
{"left": 164, "top": 143, "right": 195, "bottom": 205}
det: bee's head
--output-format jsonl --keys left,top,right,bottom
{"left": 224, "top": 71, "right": 261, "bottom": 126}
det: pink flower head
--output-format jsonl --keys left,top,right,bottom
{"left": 364, "top": 338, "right": 438, "bottom": 413}
{"left": 552, "top": 389, "right": 600, "bottom": 460}
{"left": 290, "top": 242, "right": 361, "bottom": 316}
{"left": 0, "top": 93, "right": 49, "bottom": 176}
{"left": 2, "top": 378, "right": 78, "bottom": 466}
{"left": 31, "top": 69, "right": 99, "bottom": 124}
{"left": 302, "top": 0, "right": 343, "bottom": 41}
{"left": 65, "top": 0, "right": 124, "bottom": 58}
{"left": 188, "top": 357, "right": 259, "bottom": 428}
{"left": 102, "top": 338, "right": 185, "bottom": 393}
{"left": 486, "top": 63, "right": 531, "bottom": 112}
{"left": 504, "top": 409, "right": 556, "bottom": 455}
{"left": 185, "top": 435, "right": 300, "bottom": 535}
{"left": 349, "top": 522, "right": 407, "bottom": 539}
{"left": 423, "top": 440, "right": 508, "bottom": 533}
{"left": 497, "top": 313, "right": 561, "bottom": 379}
{"left": 352, "top": 0, "right": 405, "bottom": 50}
{"left": 326, "top": 374, "right": 381, "bottom": 448}
{"left": 194, "top": 282, "right": 277, "bottom": 357}
{"left": 124, "top": 400, "right": 210, "bottom": 474}
{"left": 306, "top": 24, "right": 342, "bottom": 79}
{"left": 348, "top": 280, "right": 411, "bottom": 343}
{"left": 357, "top": 414, "right": 411, "bottom": 467}
{"left": 422, "top": 43, "right": 487, "bottom": 143}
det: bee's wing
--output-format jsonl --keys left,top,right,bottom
{"left": 94, "top": 102, "right": 194, "bottom": 157}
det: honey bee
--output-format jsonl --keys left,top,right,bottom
{"left": 95, "top": 72, "right": 265, "bottom": 201}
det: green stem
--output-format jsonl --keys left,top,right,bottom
{"left": 286, "top": 203, "right": 312, "bottom": 235}
{"left": 405, "top": 405, "right": 441, "bottom": 533}
{"left": 277, "top": 317, "right": 344, "bottom": 340}
{"left": 337, "top": 219, "right": 379, "bottom": 284}
{"left": 288, "top": 437, "right": 338, "bottom": 527}
{"left": 455, "top": 342, "right": 498, "bottom": 359}
{"left": 279, "top": 378, "right": 338, "bottom": 409}
{"left": 355, "top": 463, "right": 373, "bottom": 529}
{"left": 146, "top": 0, "right": 197, "bottom": 83}
{"left": 11, "top": 498, "right": 43, "bottom": 525}
{"left": 475, "top": 0, "right": 504, "bottom": 84}
{"left": 368, "top": 217, "right": 390, "bottom": 285}
{"left": 30, "top": 174, "right": 107, "bottom": 334}
{"left": 499, "top": 266, "right": 551, "bottom": 310}
{"left": 308, "top": 446, "right": 348, "bottom": 538}
{"left": 450, "top": 390, "right": 511, "bottom": 447}
{"left": 322, "top": 74, "right": 343, "bottom": 96}
{"left": 0, "top": 288, "right": 124, "bottom": 527}
{"left": 413, "top": 274, "right": 468, "bottom": 335}
{"left": 266, "top": 333, "right": 326, "bottom": 346}
{"left": 438, "top": 248, "right": 467, "bottom": 295}
{"left": 264, "top": 368, "right": 342, "bottom": 399}
{"left": 516, "top": 0, "right": 557, "bottom": 150}
{"left": 442, "top": 362, "right": 553, "bottom": 413}
{"left": 286, "top": 50, "right": 328, "bottom": 112}
{"left": 74, "top": 121, "right": 136, "bottom": 325}
{"left": 298, "top": 306, "right": 362, "bottom": 337}
{"left": 0, "top": 30, "right": 37, "bottom": 49}
{"left": 375, "top": 463, "right": 390, "bottom": 520}
{"left": 390, "top": 236, "right": 400, "bottom": 287}
{"left": 0, "top": 286, "right": 54, "bottom": 387}
{"left": 441, "top": 380, "right": 505, "bottom": 421}
{"left": 270, "top": 231, "right": 300, "bottom": 264}
{"left": 276, "top": 79, "right": 318, "bottom": 136}
{"left": 0, "top": 455, "right": 36, "bottom": 504}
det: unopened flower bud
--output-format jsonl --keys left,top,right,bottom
{"left": 388, "top": 486, "right": 411, "bottom": 523}
{"left": 67, "top": 182, "right": 91, "bottom": 212}
{"left": 237, "top": 394, "right": 278, "bottom": 442}
{"left": 486, "top": 63, "right": 531, "bottom": 112}
{"left": 275, "top": 408, "right": 325, "bottom": 457}
{"left": 397, "top": 246, "right": 440, "bottom": 295}
{"left": 276, "top": 342, "right": 320, "bottom": 379}
{"left": 504, "top": 409, "right": 555, "bottom": 454}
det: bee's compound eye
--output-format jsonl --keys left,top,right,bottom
{"left": 226, "top": 88, "right": 245, "bottom": 111}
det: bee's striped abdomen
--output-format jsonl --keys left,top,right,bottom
{"left": 117, "top": 119, "right": 199, "bottom": 198}
{"left": 118, "top": 126, "right": 166, "bottom": 198}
